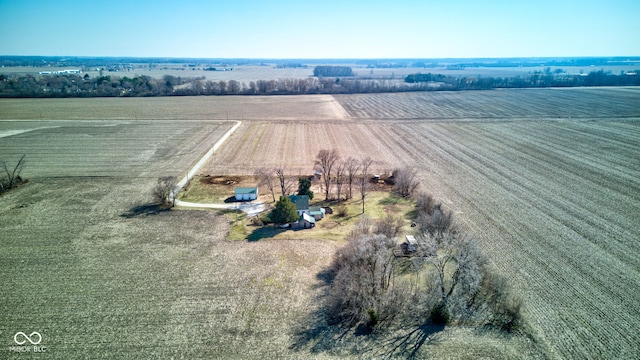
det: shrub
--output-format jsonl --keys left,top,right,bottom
{"left": 152, "top": 176, "right": 176, "bottom": 207}
{"left": 335, "top": 204, "right": 348, "bottom": 217}
{"left": 430, "top": 302, "right": 450, "bottom": 325}
{"left": 366, "top": 309, "right": 380, "bottom": 327}
{"left": 392, "top": 167, "right": 419, "bottom": 198}
{"left": 479, "top": 270, "right": 524, "bottom": 333}
{"left": 374, "top": 214, "right": 404, "bottom": 238}
{"left": 415, "top": 191, "right": 436, "bottom": 215}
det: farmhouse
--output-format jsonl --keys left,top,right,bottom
{"left": 234, "top": 187, "right": 258, "bottom": 201}
{"left": 288, "top": 195, "right": 309, "bottom": 216}
{"left": 288, "top": 194, "right": 326, "bottom": 220}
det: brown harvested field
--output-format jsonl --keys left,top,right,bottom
{"left": 0, "top": 94, "right": 350, "bottom": 121}
{"left": 334, "top": 87, "right": 640, "bottom": 119}
{"left": 1, "top": 87, "right": 640, "bottom": 358}
{"left": 0, "top": 120, "right": 233, "bottom": 178}
{"left": 203, "top": 87, "right": 640, "bottom": 358}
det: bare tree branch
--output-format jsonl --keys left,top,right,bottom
{"left": 315, "top": 149, "right": 340, "bottom": 201}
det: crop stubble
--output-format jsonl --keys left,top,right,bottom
{"left": 205, "top": 88, "right": 640, "bottom": 358}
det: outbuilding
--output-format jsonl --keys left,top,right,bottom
{"left": 234, "top": 187, "right": 258, "bottom": 201}
{"left": 402, "top": 235, "right": 418, "bottom": 254}
{"left": 299, "top": 213, "right": 316, "bottom": 228}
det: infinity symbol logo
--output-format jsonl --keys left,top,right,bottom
{"left": 14, "top": 332, "right": 42, "bottom": 345}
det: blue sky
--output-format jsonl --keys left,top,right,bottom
{"left": 1, "top": 0, "right": 638, "bottom": 58}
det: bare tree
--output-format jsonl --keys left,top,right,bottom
{"left": 416, "top": 191, "right": 436, "bottom": 215}
{"left": 334, "top": 161, "right": 346, "bottom": 201}
{"left": 275, "top": 166, "right": 294, "bottom": 196}
{"left": 153, "top": 176, "right": 177, "bottom": 207}
{"left": 374, "top": 214, "right": 404, "bottom": 239}
{"left": 392, "top": 167, "right": 419, "bottom": 198}
{"left": 416, "top": 203, "right": 455, "bottom": 236}
{"left": 344, "top": 157, "right": 360, "bottom": 199}
{"left": 315, "top": 149, "right": 340, "bottom": 201}
{"left": 2, "top": 154, "right": 26, "bottom": 191}
{"left": 416, "top": 231, "right": 485, "bottom": 323}
{"left": 218, "top": 80, "right": 227, "bottom": 94}
{"left": 254, "top": 167, "right": 276, "bottom": 202}
{"left": 327, "top": 233, "right": 403, "bottom": 327}
{"left": 357, "top": 157, "right": 373, "bottom": 213}
{"left": 227, "top": 80, "right": 241, "bottom": 94}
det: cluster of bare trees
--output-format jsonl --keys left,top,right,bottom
{"left": 326, "top": 216, "right": 408, "bottom": 327}
{"left": 314, "top": 150, "right": 376, "bottom": 213}
{"left": 254, "top": 165, "right": 297, "bottom": 202}
{"left": 391, "top": 167, "right": 420, "bottom": 198}
{"left": 254, "top": 150, "right": 376, "bottom": 212}
{"left": 1, "top": 155, "right": 26, "bottom": 195}
{"left": 325, "top": 190, "right": 523, "bottom": 333}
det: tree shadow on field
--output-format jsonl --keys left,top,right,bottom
{"left": 370, "top": 322, "right": 445, "bottom": 359}
{"left": 120, "top": 203, "right": 171, "bottom": 218}
{"left": 290, "top": 267, "right": 356, "bottom": 355}
{"left": 289, "top": 267, "right": 445, "bottom": 358}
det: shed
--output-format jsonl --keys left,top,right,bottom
{"left": 402, "top": 235, "right": 418, "bottom": 254}
{"left": 308, "top": 206, "right": 326, "bottom": 220}
{"left": 234, "top": 187, "right": 258, "bottom": 201}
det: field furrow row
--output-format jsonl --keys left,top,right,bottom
{"left": 405, "top": 122, "right": 640, "bottom": 357}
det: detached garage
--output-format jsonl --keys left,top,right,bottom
{"left": 234, "top": 187, "right": 258, "bottom": 201}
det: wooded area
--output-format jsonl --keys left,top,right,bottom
{"left": 1, "top": 69, "right": 638, "bottom": 97}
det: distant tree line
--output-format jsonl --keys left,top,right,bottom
{"left": 405, "top": 70, "right": 640, "bottom": 90}
{"left": 313, "top": 66, "right": 354, "bottom": 77}
{"left": 1, "top": 68, "right": 639, "bottom": 98}
{"left": 0, "top": 74, "right": 197, "bottom": 97}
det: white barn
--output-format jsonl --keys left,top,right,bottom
{"left": 234, "top": 187, "right": 258, "bottom": 201}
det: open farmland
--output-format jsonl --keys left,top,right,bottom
{"left": 1, "top": 87, "right": 640, "bottom": 358}
{"left": 203, "top": 87, "right": 640, "bottom": 358}
{"left": 0, "top": 95, "right": 349, "bottom": 121}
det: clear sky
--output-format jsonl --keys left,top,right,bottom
{"left": 1, "top": 0, "right": 638, "bottom": 58}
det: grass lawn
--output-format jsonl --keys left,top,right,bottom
{"left": 236, "top": 191, "right": 416, "bottom": 242}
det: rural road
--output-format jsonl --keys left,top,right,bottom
{"left": 173, "top": 199, "right": 266, "bottom": 217}
{"left": 170, "top": 120, "right": 267, "bottom": 216}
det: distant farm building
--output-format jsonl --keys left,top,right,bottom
{"left": 39, "top": 69, "right": 81, "bottom": 75}
{"left": 234, "top": 187, "right": 258, "bottom": 201}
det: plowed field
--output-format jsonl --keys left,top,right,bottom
{"left": 205, "top": 87, "right": 640, "bottom": 358}
{"left": 1, "top": 88, "right": 639, "bottom": 358}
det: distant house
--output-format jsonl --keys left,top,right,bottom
{"left": 234, "top": 187, "right": 258, "bottom": 201}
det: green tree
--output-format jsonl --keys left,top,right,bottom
{"left": 269, "top": 196, "right": 298, "bottom": 226}
{"left": 297, "top": 177, "right": 314, "bottom": 200}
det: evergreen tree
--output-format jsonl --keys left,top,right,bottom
{"left": 297, "top": 177, "right": 314, "bottom": 200}
{"left": 270, "top": 196, "right": 298, "bottom": 226}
